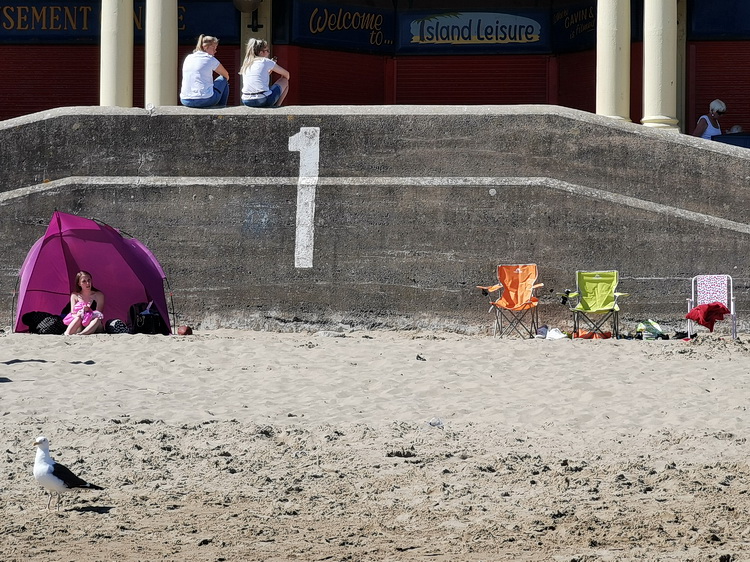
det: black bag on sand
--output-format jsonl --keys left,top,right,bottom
{"left": 105, "top": 319, "right": 130, "bottom": 334}
{"left": 22, "top": 311, "right": 66, "bottom": 335}
{"left": 129, "top": 301, "right": 168, "bottom": 335}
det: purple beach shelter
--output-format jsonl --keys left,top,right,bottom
{"left": 14, "top": 211, "right": 171, "bottom": 333}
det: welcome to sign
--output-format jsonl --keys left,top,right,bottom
{"left": 291, "top": 0, "right": 395, "bottom": 54}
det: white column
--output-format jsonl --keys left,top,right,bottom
{"left": 596, "top": 0, "right": 631, "bottom": 121}
{"left": 100, "top": 0, "right": 134, "bottom": 107}
{"left": 641, "top": 0, "right": 679, "bottom": 130}
{"left": 145, "top": 0, "right": 178, "bottom": 107}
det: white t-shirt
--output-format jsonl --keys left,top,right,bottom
{"left": 180, "top": 52, "right": 220, "bottom": 100}
{"left": 241, "top": 58, "right": 277, "bottom": 97}
{"left": 698, "top": 115, "right": 722, "bottom": 140}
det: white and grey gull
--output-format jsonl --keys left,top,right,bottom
{"left": 33, "top": 435, "right": 103, "bottom": 510}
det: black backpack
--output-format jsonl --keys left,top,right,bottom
{"left": 128, "top": 301, "right": 168, "bottom": 335}
{"left": 22, "top": 311, "right": 66, "bottom": 335}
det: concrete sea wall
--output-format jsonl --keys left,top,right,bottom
{"left": 1, "top": 105, "right": 748, "bottom": 334}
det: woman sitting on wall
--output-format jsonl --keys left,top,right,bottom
{"left": 179, "top": 34, "right": 230, "bottom": 109}
{"left": 239, "top": 38, "right": 290, "bottom": 108}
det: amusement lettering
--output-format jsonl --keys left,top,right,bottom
{"left": 2, "top": 4, "right": 189, "bottom": 34}
{"left": 132, "top": 5, "right": 187, "bottom": 31}
{"left": 309, "top": 7, "right": 386, "bottom": 46}
{"left": 1, "top": 5, "right": 92, "bottom": 30}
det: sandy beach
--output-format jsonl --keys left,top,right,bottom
{"left": 2, "top": 328, "right": 750, "bottom": 561}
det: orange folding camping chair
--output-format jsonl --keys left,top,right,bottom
{"left": 477, "top": 264, "right": 544, "bottom": 338}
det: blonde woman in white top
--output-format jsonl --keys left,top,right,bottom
{"left": 692, "top": 99, "right": 726, "bottom": 140}
{"left": 240, "top": 38, "right": 290, "bottom": 108}
{"left": 180, "top": 35, "right": 230, "bottom": 108}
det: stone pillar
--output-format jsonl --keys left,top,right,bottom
{"left": 641, "top": 0, "right": 679, "bottom": 130}
{"left": 100, "top": 0, "right": 134, "bottom": 107}
{"left": 596, "top": 0, "right": 631, "bottom": 122}
{"left": 145, "top": 0, "right": 178, "bottom": 107}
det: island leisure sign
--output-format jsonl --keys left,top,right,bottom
{"left": 398, "top": 10, "right": 551, "bottom": 54}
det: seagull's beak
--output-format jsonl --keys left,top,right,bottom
{"left": 33, "top": 439, "right": 41, "bottom": 446}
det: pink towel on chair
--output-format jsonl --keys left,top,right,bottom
{"left": 685, "top": 302, "right": 730, "bottom": 332}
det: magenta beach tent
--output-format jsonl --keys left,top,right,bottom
{"left": 14, "top": 211, "right": 171, "bottom": 333}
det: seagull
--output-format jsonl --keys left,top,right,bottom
{"left": 33, "top": 436, "right": 103, "bottom": 510}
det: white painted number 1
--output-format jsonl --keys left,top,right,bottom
{"left": 288, "top": 127, "right": 320, "bottom": 268}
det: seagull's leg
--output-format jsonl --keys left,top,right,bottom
{"left": 56, "top": 493, "right": 61, "bottom": 511}
{"left": 46, "top": 493, "right": 52, "bottom": 510}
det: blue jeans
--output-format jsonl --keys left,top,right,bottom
{"left": 242, "top": 84, "right": 282, "bottom": 108}
{"left": 181, "top": 76, "right": 230, "bottom": 108}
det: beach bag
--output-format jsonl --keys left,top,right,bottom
{"left": 635, "top": 319, "right": 667, "bottom": 340}
{"left": 22, "top": 311, "right": 66, "bottom": 335}
{"left": 129, "top": 301, "right": 167, "bottom": 335}
{"left": 105, "top": 319, "right": 130, "bottom": 334}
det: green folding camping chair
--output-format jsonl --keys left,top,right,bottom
{"left": 563, "top": 270, "right": 628, "bottom": 338}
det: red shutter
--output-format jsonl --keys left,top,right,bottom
{"left": 0, "top": 44, "right": 243, "bottom": 121}
{"left": 0, "top": 46, "right": 100, "bottom": 120}
{"left": 290, "top": 47, "right": 387, "bottom": 105}
{"left": 556, "top": 50, "right": 595, "bottom": 113}
{"left": 394, "top": 55, "right": 550, "bottom": 105}
{"left": 688, "top": 41, "right": 750, "bottom": 134}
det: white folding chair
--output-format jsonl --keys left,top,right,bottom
{"left": 687, "top": 275, "right": 737, "bottom": 339}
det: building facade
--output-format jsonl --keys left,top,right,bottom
{"left": 1, "top": 0, "right": 748, "bottom": 133}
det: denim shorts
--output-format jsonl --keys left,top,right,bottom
{"left": 242, "top": 84, "right": 282, "bottom": 108}
{"left": 180, "top": 76, "right": 230, "bottom": 108}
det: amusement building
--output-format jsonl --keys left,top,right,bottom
{"left": 2, "top": 0, "right": 748, "bottom": 134}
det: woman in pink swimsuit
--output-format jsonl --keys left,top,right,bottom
{"left": 63, "top": 270, "right": 105, "bottom": 335}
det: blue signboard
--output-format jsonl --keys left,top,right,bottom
{"left": 688, "top": 0, "right": 750, "bottom": 40}
{"left": 290, "top": 0, "right": 395, "bottom": 54}
{"left": 0, "top": 1, "right": 241, "bottom": 45}
{"left": 551, "top": 1, "right": 596, "bottom": 53}
{"left": 397, "top": 10, "right": 551, "bottom": 55}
